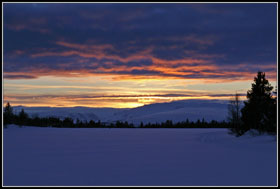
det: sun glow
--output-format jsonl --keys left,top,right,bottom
{"left": 3, "top": 73, "right": 263, "bottom": 108}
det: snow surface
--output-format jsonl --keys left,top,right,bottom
{"left": 3, "top": 125, "right": 277, "bottom": 186}
{"left": 13, "top": 99, "right": 230, "bottom": 125}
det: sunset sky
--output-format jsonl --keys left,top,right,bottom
{"left": 3, "top": 3, "right": 277, "bottom": 108}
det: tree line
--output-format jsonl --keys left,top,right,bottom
{"left": 3, "top": 104, "right": 230, "bottom": 129}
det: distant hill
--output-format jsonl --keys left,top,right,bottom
{"left": 12, "top": 99, "right": 234, "bottom": 125}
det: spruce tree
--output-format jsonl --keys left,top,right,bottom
{"left": 241, "top": 71, "right": 276, "bottom": 134}
{"left": 3, "top": 102, "right": 14, "bottom": 127}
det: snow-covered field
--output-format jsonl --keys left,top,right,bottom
{"left": 3, "top": 125, "right": 277, "bottom": 186}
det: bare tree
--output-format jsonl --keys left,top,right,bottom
{"left": 228, "top": 93, "right": 242, "bottom": 136}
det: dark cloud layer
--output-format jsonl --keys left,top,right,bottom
{"left": 3, "top": 3, "right": 277, "bottom": 81}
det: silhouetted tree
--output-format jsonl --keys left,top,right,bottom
{"left": 62, "top": 117, "right": 74, "bottom": 128}
{"left": 18, "top": 109, "right": 29, "bottom": 126}
{"left": 165, "top": 120, "right": 173, "bottom": 127}
{"left": 196, "top": 119, "right": 201, "bottom": 127}
{"left": 3, "top": 102, "right": 14, "bottom": 127}
{"left": 241, "top": 72, "right": 276, "bottom": 134}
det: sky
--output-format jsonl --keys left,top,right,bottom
{"left": 3, "top": 3, "right": 277, "bottom": 108}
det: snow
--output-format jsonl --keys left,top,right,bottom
{"left": 3, "top": 125, "right": 277, "bottom": 186}
{"left": 13, "top": 99, "right": 230, "bottom": 125}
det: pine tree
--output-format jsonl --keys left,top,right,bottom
{"left": 241, "top": 71, "right": 276, "bottom": 134}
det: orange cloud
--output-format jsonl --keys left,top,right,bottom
{"left": 5, "top": 40, "right": 276, "bottom": 83}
